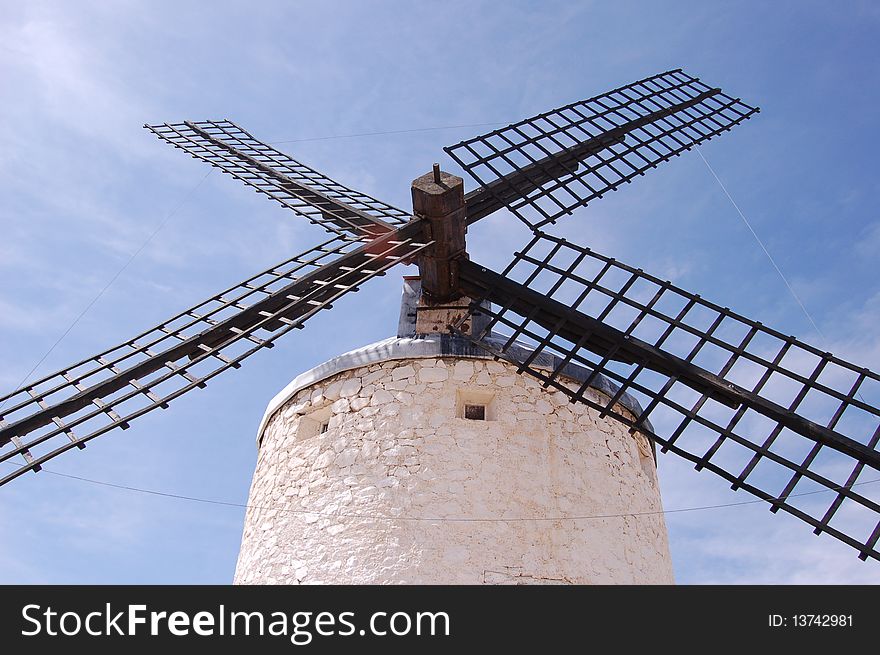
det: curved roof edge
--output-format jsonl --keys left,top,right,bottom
{"left": 256, "top": 334, "right": 653, "bottom": 444}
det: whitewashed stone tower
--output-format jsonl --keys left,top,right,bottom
{"left": 234, "top": 167, "right": 673, "bottom": 584}
{"left": 234, "top": 275, "right": 674, "bottom": 584}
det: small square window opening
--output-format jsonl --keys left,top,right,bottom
{"left": 464, "top": 404, "right": 486, "bottom": 421}
{"left": 296, "top": 405, "right": 334, "bottom": 441}
{"left": 456, "top": 389, "right": 496, "bottom": 421}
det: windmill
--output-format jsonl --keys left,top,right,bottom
{"left": 1, "top": 69, "right": 878, "bottom": 581}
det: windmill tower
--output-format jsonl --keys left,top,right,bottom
{"left": 234, "top": 271, "right": 673, "bottom": 584}
{"left": 233, "top": 169, "right": 670, "bottom": 584}
{"left": 3, "top": 70, "right": 879, "bottom": 579}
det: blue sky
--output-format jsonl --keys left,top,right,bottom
{"left": 1, "top": 0, "right": 878, "bottom": 583}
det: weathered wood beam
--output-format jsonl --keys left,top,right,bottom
{"left": 411, "top": 165, "right": 467, "bottom": 302}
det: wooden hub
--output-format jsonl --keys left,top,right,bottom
{"left": 411, "top": 166, "right": 467, "bottom": 303}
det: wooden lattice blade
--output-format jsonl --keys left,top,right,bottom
{"left": 454, "top": 238, "right": 880, "bottom": 561}
{"left": 448, "top": 69, "right": 759, "bottom": 229}
{"left": 146, "top": 119, "right": 411, "bottom": 239}
{"left": 0, "top": 225, "right": 429, "bottom": 486}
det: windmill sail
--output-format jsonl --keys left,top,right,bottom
{"left": 454, "top": 233, "right": 880, "bottom": 561}
{"left": 447, "top": 69, "right": 758, "bottom": 229}
{"left": 146, "top": 120, "right": 410, "bottom": 238}
{"left": 0, "top": 225, "right": 429, "bottom": 485}
{"left": 7, "top": 69, "right": 875, "bottom": 571}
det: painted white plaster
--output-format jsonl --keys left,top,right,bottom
{"left": 235, "top": 357, "right": 674, "bottom": 585}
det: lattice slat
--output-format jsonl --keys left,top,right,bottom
{"left": 455, "top": 234, "right": 880, "bottom": 560}
{"left": 146, "top": 119, "right": 411, "bottom": 238}
{"left": 448, "top": 69, "right": 758, "bottom": 229}
{"left": 0, "top": 225, "right": 430, "bottom": 484}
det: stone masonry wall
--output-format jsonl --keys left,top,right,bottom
{"left": 234, "top": 357, "right": 674, "bottom": 584}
